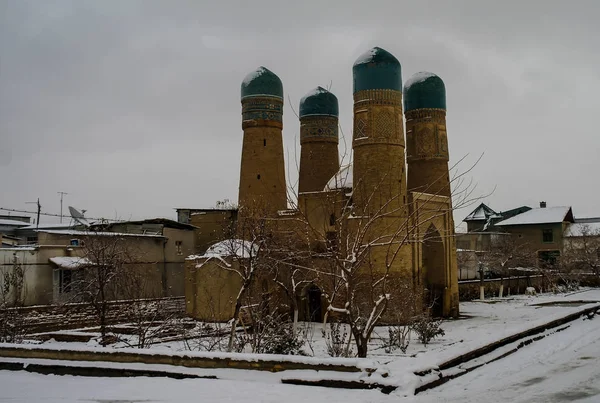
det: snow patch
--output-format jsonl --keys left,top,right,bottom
{"left": 241, "top": 67, "right": 267, "bottom": 86}
{"left": 325, "top": 164, "right": 353, "bottom": 191}
{"left": 404, "top": 72, "right": 436, "bottom": 90}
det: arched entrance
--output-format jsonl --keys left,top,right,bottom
{"left": 423, "top": 224, "right": 446, "bottom": 317}
{"left": 307, "top": 285, "right": 322, "bottom": 322}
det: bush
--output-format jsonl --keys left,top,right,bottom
{"left": 236, "top": 313, "right": 305, "bottom": 355}
{"left": 322, "top": 321, "right": 353, "bottom": 357}
{"left": 384, "top": 324, "right": 411, "bottom": 353}
{"left": 411, "top": 314, "right": 445, "bottom": 346}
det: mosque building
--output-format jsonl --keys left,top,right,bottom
{"left": 186, "top": 47, "right": 459, "bottom": 323}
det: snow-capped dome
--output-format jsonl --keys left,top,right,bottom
{"left": 299, "top": 86, "right": 339, "bottom": 118}
{"left": 403, "top": 72, "right": 446, "bottom": 111}
{"left": 241, "top": 66, "right": 283, "bottom": 100}
{"left": 353, "top": 47, "right": 402, "bottom": 93}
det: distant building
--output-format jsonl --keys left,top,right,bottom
{"left": 175, "top": 208, "right": 238, "bottom": 254}
{"left": 0, "top": 218, "right": 195, "bottom": 306}
{"left": 457, "top": 201, "right": 598, "bottom": 279}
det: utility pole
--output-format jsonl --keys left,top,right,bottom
{"left": 57, "top": 191, "right": 68, "bottom": 223}
{"left": 25, "top": 198, "right": 41, "bottom": 229}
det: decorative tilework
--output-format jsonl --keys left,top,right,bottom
{"left": 242, "top": 96, "right": 283, "bottom": 122}
{"left": 372, "top": 108, "right": 395, "bottom": 139}
{"left": 300, "top": 116, "right": 338, "bottom": 142}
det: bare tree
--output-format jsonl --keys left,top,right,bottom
{"left": 70, "top": 230, "right": 135, "bottom": 345}
{"left": 117, "top": 264, "right": 174, "bottom": 348}
{"left": 563, "top": 224, "right": 600, "bottom": 277}
{"left": 0, "top": 254, "right": 26, "bottom": 342}
{"left": 480, "top": 234, "right": 535, "bottom": 297}
{"left": 282, "top": 159, "right": 482, "bottom": 358}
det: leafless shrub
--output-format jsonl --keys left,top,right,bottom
{"left": 384, "top": 324, "right": 411, "bottom": 354}
{"left": 411, "top": 314, "right": 445, "bottom": 346}
{"left": 321, "top": 321, "right": 353, "bottom": 357}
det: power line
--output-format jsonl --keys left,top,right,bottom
{"left": 0, "top": 206, "right": 124, "bottom": 222}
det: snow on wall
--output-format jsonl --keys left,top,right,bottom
{"left": 324, "top": 164, "right": 353, "bottom": 191}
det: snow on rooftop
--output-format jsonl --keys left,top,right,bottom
{"left": 496, "top": 206, "right": 572, "bottom": 226}
{"left": 464, "top": 204, "right": 496, "bottom": 221}
{"left": 36, "top": 230, "right": 164, "bottom": 238}
{"left": 324, "top": 164, "right": 352, "bottom": 191}
{"left": 0, "top": 219, "right": 29, "bottom": 227}
{"left": 403, "top": 71, "right": 436, "bottom": 90}
{"left": 19, "top": 223, "right": 75, "bottom": 230}
{"left": 49, "top": 256, "right": 93, "bottom": 269}
{"left": 202, "top": 239, "right": 258, "bottom": 259}
{"left": 564, "top": 222, "right": 600, "bottom": 237}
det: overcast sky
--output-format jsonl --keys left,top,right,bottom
{"left": 1, "top": 0, "right": 599, "bottom": 227}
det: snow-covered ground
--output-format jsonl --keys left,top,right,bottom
{"left": 1, "top": 289, "right": 599, "bottom": 401}
{"left": 1, "top": 310, "right": 599, "bottom": 403}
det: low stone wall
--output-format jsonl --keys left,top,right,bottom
{"left": 0, "top": 344, "right": 366, "bottom": 373}
{"left": 0, "top": 297, "right": 186, "bottom": 334}
{"left": 458, "top": 276, "right": 544, "bottom": 301}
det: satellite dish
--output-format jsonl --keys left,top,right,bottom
{"left": 68, "top": 206, "right": 90, "bottom": 227}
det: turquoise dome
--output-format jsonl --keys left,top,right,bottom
{"left": 352, "top": 47, "right": 402, "bottom": 93}
{"left": 403, "top": 72, "right": 446, "bottom": 111}
{"left": 299, "top": 87, "right": 339, "bottom": 118}
{"left": 240, "top": 67, "right": 283, "bottom": 100}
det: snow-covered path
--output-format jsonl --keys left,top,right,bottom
{"left": 1, "top": 313, "right": 599, "bottom": 403}
{"left": 416, "top": 313, "right": 600, "bottom": 403}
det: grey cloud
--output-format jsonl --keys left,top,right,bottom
{"left": 1, "top": 0, "right": 599, "bottom": 223}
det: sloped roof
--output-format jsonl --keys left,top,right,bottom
{"left": 49, "top": 256, "right": 93, "bottom": 269}
{"left": 0, "top": 219, "right": 29, "bottom": 227}
{"left": 97, "top": 218, "right": 197, "bottom": 231}
{"left": 464, "top": 203, "right": 497, "bottom": 221}
{"left": 496, "top": 206, "right": 573, "bottom": 226}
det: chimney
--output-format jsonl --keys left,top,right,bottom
{"left": 540, "top": 201, "right": 547, "bottom": 208}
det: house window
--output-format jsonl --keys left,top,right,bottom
{"left": 175, "top": 240, "right": 183, "bottom": 255}
{"left": 538, "top": 250, "right": 560, "bottom": 266}
{"left": 329, "top": 214, "right": 336, "bottom": 226}
{"left": 263, "top": 139, "right": 266, "bottom": 146}
{"left": 59, "top": 270, "right": 72, "bottom": 294}
{"left": 542, "top": 229, "right": 554, "bottom": 243}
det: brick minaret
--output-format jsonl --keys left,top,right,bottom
{"left": 298, "top": 87, "right": 339, "bottom": 194}
{"left": 352, "top": 47, "right": 407, "bottom": 217}
{"left": 404, "top": 72, "right": 450, "bottom": 197}
{"left": 238, "top": 67, "right": 287, "bottom": 216}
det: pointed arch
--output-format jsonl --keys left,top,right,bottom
{"left": 422, "top": 224, "right": 446, "bottom": 317}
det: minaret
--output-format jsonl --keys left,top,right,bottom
{"left": 405, "top": 72, "right": 459, "bottom": 318}
{"left": 298, "top": 87, "right": 339, "bottom": 194}
{"left": 352, "top": 47, "right": 407, "bottom": 216}
{"left": 238, "top": 67, "right": 287, "bottom": 216}
{"left": 404, "top": 72, "right": 450, "bottom": 197}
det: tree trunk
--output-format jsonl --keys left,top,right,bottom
{"left": 356, "top": 337, "right": 368, "bottom": 358}
{"left": 292, "top": 307, "right": 299, "bottom": 337}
